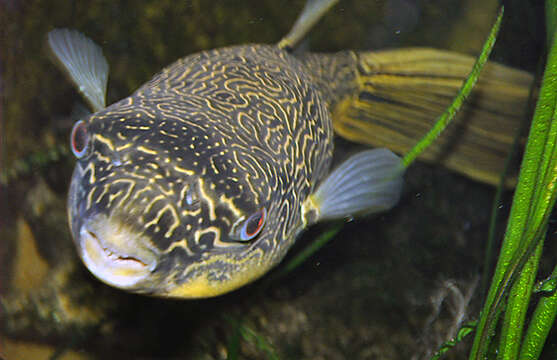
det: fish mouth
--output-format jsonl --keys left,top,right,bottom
{"left": 78, "top": 217, "right": 158, "bottom": 290}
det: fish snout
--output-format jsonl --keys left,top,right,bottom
{"left": 77, "top": 213, "right": 158, "bottom": 290}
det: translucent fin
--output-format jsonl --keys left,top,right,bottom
{"left": 311, "top": 148, "right": 404, "bottom": 222}
{"left": 278, "top": 0, "right": 339, "bottom": 50}
{"left": 47, "top": 29, "right": 109, "bottom": 112}
{"left": 70, "top": 102, "right": 92, "bottom": 121}
{"left": 328, "top": 48, "right": 533, "bottom": 187}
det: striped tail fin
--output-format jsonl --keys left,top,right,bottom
{"left": 302, "top": 48, "right": 534, "bottom": 187}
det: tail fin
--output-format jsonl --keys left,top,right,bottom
{"left": 305, "top": 48, "right": 534, "bottom": 187}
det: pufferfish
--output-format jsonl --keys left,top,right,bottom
{"left": 47, "top": 0, "right": 404, "bottom": 298}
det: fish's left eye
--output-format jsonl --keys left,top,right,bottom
{"left": 70, "top": 120, "right": 89, "bottom": 158}
{"left": 239, "top": 208, "right": 267, "bottom": 241}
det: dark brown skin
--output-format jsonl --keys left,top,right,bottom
{"left": 68, "top": 45, "right": 342, "bottom": 298}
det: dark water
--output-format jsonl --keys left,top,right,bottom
{"left": 0, "top": 0, "right": 548, "bottom": 359}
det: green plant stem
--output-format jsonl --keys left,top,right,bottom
{"left": 402, "top": 7, "right": 503, "bottom": 168}
{"left": 519, "top": 264, "right": 557, "bottom": 359}
{"left": 470, "top": 223, "right": 548, "bottom": 360}
{"left": 469, "top": 5, "right": 557, "bottom": 358}
{"left": 481, "top": 106, "right": 530, "bottom": 299}
{"left": 498, "top": 239, "right": 543, "bottom": 360}
{"left": 271, "top": 223, "right": 343, "bottom": 281}
{"left": 430, "top": 322, "right": 476, "bottom": 360}
{"left": 515, "top": 15, "right": 557, "bottom": 360}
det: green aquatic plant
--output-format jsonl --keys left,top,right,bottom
{"left": 430, "top": 321, "right": 476, "bottom": 360}
{"left": 405, "top": 1, "right": 557, "bottom": 359}
{"left": 224, "top": 316, "right": 280, "bottom": 360}
{"left": 468, "top": 1, "right": 557, "bottom": 359}
{"left": 0, "top": 144, "right": 69, "bottom": 186}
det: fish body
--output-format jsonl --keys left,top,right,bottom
{"left": 69, "top": 45, "right": 331, "bottom": 297}
{"left": 53, "top": 28, "right": 403, "bottom": 298}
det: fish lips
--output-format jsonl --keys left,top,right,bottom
{"left": 76, "top": 214, "right": 159, "bottom": 290}
{"left": 79, "top": 224, "right": 156, "bottom": 290}
{"left": 68, "top": 163, "right": 159, "bottom": 290}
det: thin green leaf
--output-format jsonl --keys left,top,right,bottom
{"left": 498, "top": 240, "right": 544, "bottom": 360}
{"left": 469, "top": 4, "right": 557, "bottom": 358}
{"left": 271, "top": 223, "right": 343, "bottom": 281}
{"left": 402, "top": 7, "right": 504, "bottom": 168}
{"left": 519, "top": 265, "right": 557, "bottom": 359}
{"left": 429, "top": 322, "right": 476, "bottom": 360}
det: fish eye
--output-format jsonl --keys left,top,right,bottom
{"left": 70, "top": 120, "right": 89, "bottom": 158}
{"left": 239, "top": 208, "right": 267, "bottom": 241}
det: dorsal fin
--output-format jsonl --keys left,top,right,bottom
{"left": 278, "top": 0, "right": 339, "bottom": 51}
{"left": 47, "top": 29, "right": 109, "bottom": 112}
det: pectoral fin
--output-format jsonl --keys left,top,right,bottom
{"left": 305, "top": 148, "right": 404, "bottom": 224}
{"left": 47, "top": 29, "right": 109, "bottom": 112}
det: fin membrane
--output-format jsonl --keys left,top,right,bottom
{"left": 311, "top": 148, "right": 404, "bottom": 221}
{"left": 278, "top": 0, "right": 339, "bottom": 50}
{"left": 47, "top": 29, "right": 109, "bottom": 112}
{"left": 331, "top": 48, "right": 533, "bottom": 187}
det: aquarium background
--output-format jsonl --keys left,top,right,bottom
{"left": 0, "top": 0, "right": 550, "bottom": 359}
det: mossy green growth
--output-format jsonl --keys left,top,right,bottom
{"left": 225, "top": 316, "right": 279, "bottom": 360}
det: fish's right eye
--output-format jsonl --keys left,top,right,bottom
{"left": 70, "top": 120, "right": 89, "bottom": 158}
{"left": 239, "top": 208, "right": 267, "bottom": 241}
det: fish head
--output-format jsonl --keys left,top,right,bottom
{"left": 68, "top": 105, "right": 303, "bottom": 298}
{"left": 47, "top": 28, "right": 321, "bottom": 299}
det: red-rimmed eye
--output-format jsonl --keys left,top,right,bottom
{"left": 70, "top": 120, "right": 89, "bottom": 158}
{"left": 240, "top": 208, "right": 267, "bottom": 241}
